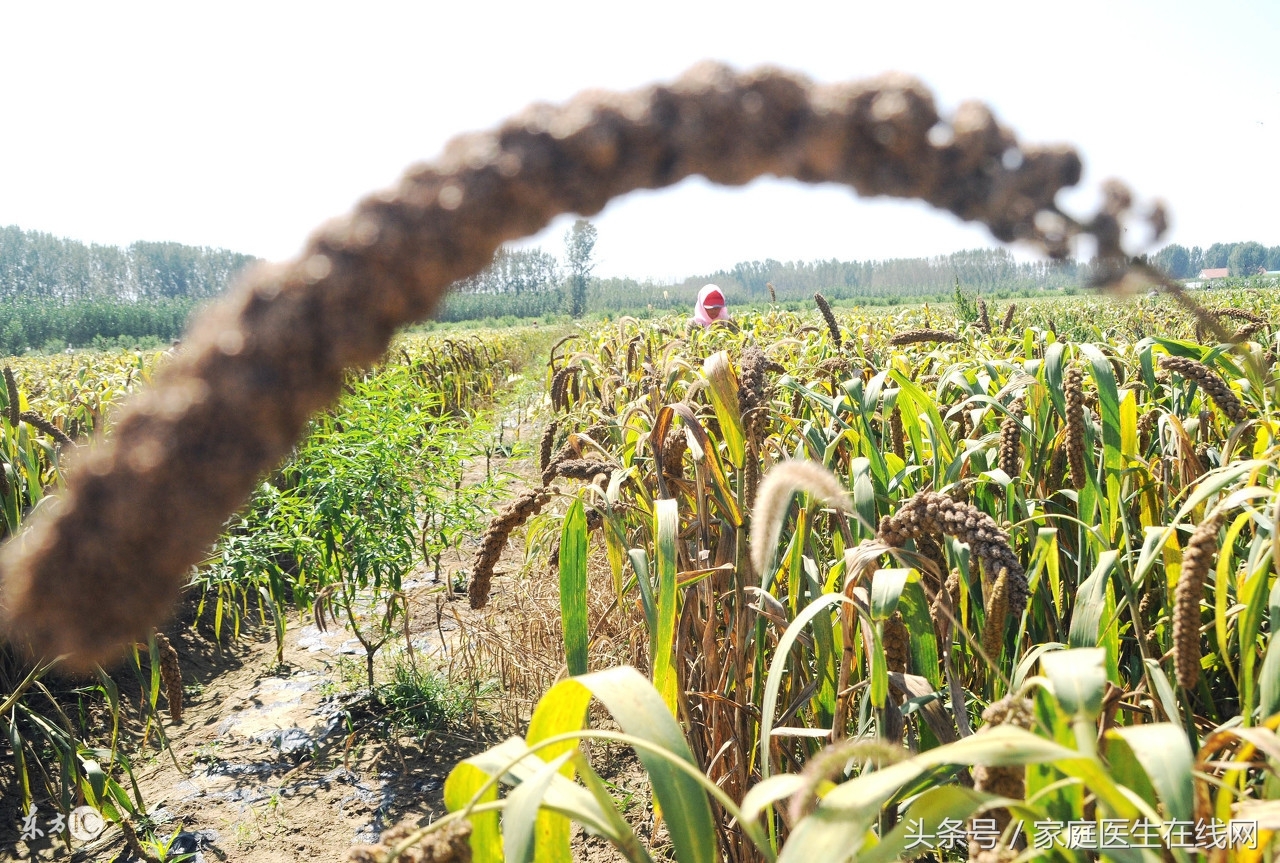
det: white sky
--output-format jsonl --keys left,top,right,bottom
{"left": 1, "top": 1, "right": 1276, "bottom": 281}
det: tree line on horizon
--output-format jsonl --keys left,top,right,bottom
{"left": 1149, "top": 241, "right": 1280, "bottom": 279}
{"left": 2, "top": 223, "right": 1278, "bottom": 349}
{"left": 0, "top": 225, "right": 256, "bottom": 302}
{"left": 0, "top": 225, "right": 258, "bottom": 353}
{"left": 442, "top": 244, "right": 1086, "bottom": 320}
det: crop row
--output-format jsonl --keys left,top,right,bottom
{"left": 0, "top": 330, "right": 538, "bottom": 844}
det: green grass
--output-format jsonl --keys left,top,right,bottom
{"left": 373, "top": 658, "right": 495, "bottom": 736}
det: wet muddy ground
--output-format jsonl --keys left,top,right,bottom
{"left": 38, "top": 583, "right": 503, "bottom": 863}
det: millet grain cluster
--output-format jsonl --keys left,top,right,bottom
{"left": 1159, "top": 355, "right": 1247, "bottom": 424}
{"left": 1064, "top": 365, "right": 1089, "bottom": 490}
{"left": 889, "top": 404, "right": 906, "bottom": 460}
{"left": 348, "top": 821, "right": 473, "bottom": 863}
{"left": 739, "top": 346, "right": 784, "bottom": 512}
{"left": 878, "top": 491, "right": 1027, "bottom": 617}
{"left": 547, "top": 458, "right": 614, "bottom": 482}
{"left": 3, "top": 366, "right": 18, "bottom": 425}
{"left": 969, "top": 695, "right": 1035, "bottom": 860}
{"left": 1173, "top": 511, "right": 1225, "bottom": 689}
{"left": 1000, "top": 303, "right": 1016, "bottom": 332}
{"left": 538, "top": 421, "right": 558, "bottom": 477}
{"left": 154, "top": 630, "right": 183, "bottom": 723}
{"left": 468, "top": 486, "right": 552, "bottom": 610}
{"left": 813, "top": 292, "right": 842, "bottom": 348}
{"left": 887, "top": 328, "right": 960, "bottom": 347}
{"left": 997, "top": 396, "right": 1024, "bottom": 479}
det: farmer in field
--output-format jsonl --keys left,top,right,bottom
{"left": 692, "top": 284, "right": 731, "bottom": 327}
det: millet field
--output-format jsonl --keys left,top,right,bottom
{"left": 5, "top": 288, "right": 1280, "bottom": 862}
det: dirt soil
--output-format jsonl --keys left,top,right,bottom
{"left": 8, "top": 551, "right": 512, "bottom": 861}
{"left": 6, "top": 407, "right": 650, "bottom": 863}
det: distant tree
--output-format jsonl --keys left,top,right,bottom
{"left": 500, "top": 248, "right": 559, "bottom": 294}
{"left": 1152, "top": 244, "right": 1192, "bottom": 278}
{"left": 1267, "top": 246, "right": 1280, "bottom": 272}
{"left": 1229, "top": 241, "right": 1267, "bottom": 276}
{"left": 1203, "top": 243, "right": 1234, "bottom": 269}
{"left": 0, "top": 226, "right": 253, "bottom": 302}
{"left": 131, "top": 241, "right": 200, "bottom": 299}
{"left": 731, "top": 260, "right": 772, "bottom": 298}
{"left": 564, "top": 219, "right": 597, "bottom": 318}
{"left": 456, "top": 247, "right": 560, "bottom": 295}
{"left": 1187, "top": 245, "right": 1204, "bottom": 276}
